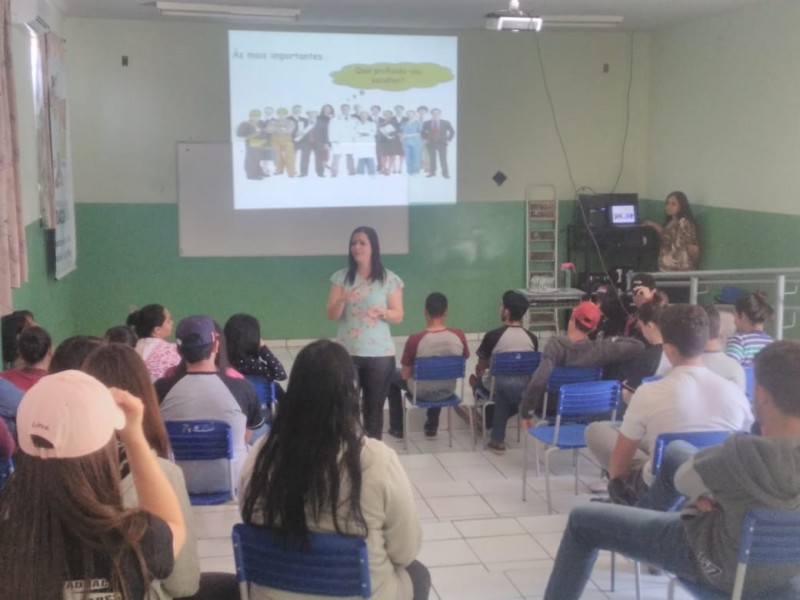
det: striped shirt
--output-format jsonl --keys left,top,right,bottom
{"left": 725, "top": 331, "right": 773, "bottom": 367}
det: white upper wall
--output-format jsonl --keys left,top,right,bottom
{"left": 60, "top": 19, "right": 650, "bottom": 204}
{"left": 647, "top": 0, "right": 800, "bottom": 214}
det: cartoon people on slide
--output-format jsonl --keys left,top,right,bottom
{"left": 235, "top": 103, "right": 455, "bottom": 181}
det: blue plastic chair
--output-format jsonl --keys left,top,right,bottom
{"left": 403, "top": 355, "right": 467, "bottom": 451}
{"left": 641, "top": 375, "right": 663, "bottom": 384}
{"left": 523, "top": 380, "right": 620, "bottom": 513}
{"left": 166, "top": 420, "right": 235, "bottom": 505}
{"left": 539, "top": 366, "right": 604, "bottom": 418}
{"left": 244, "top": 375, "right": 277, "bottom": 420}
{"left": 232, "top": 523, "right": 371, "bottom": 599}
{"left": 475, "top": 351, "right": 541, "bottom": 447}
{"left": 616, "top": 430, "right": 735, "bottom": 598}
{"left": 743, "top": 367, "right": 755, "bottom": 402}
{"left": 667, "top": 509, "right": 800, "bottom": 600}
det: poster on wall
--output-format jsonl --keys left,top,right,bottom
{"left": 43, "top": 33, "right": 76, "bottom": 279}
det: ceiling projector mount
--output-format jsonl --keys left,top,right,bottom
{"left": 485, "top": 1, "right": 624, "bottom": 32}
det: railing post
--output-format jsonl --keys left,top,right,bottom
{"left": 689, "top": 276, "right": 699, "bottom": 305}
{"left": 776, "top": 275, "right": 786, "bottom": 341}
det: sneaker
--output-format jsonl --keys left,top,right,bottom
{"left": 587, "top": 477, "right": 610, "bottom": 494}
{"left": 485, "top": 440, "right": 506, "bottom": 455}
{"left": 386, "top": 428, "right": 404, "bottom": 440}
{"left": 423, "top": 421, "right": 437, "bottom": 438}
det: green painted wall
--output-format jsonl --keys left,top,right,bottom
{"left": 13, "top": 200, "right": 800, "bottom": 342}
{"left": 11, "top": 223, "right": 78, "bottom": 344}
{"left": 68, "top": 202, "right": 527, "bottom": 339}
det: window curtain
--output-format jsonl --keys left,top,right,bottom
{"left": 0, "top": 0, "right": 28, "bottom": 314}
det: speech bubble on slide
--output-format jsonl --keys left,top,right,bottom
{"left": 330, "top": 63, "right": 454, "bottom": 91}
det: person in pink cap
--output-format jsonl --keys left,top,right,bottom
{"left": 520, "top": 301, "right": 645, "bottom": 425}
{"left": 0, "top": 370, "right": 185, "bottom": 599}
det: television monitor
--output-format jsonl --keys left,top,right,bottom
{"left": 610, "top": 204, "right": 639, "bottom": 226}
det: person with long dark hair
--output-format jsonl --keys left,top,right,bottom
{"left": 240, "top": 340, "right": 429, "bottom": 600}
{"left": 1, "top": 309, "right": 35, "bottom": 369}
{"left": 127, "top": 304, "right": 180, "bottom": 380}
{"left": 326, "top": 226, "right": 404, "bottom": 439}
{"left": 224, "top": 313, "right": 287, "bottom": 402}
{"left": 726, "top": 291, "right": 775, "bottom": 367}
{"left": 0, "top": 369, "right": 186, "bottom": 599}
{"left": 82, "top": 343, "right": 203, "bottom": 600}
{"left": 643, "top": 191, "right": 700, "bottom": 272}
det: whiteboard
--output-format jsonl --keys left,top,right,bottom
{"left": 177, "top": 143, "right": 409, "bottom": 257}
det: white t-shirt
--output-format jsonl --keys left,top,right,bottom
{"left": 621, "top": 365, "right": 754, "bottom": 484}
{"left": 701, "top": 351, "right": 747, "bottom": 392}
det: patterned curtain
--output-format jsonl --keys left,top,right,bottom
{"left": 0, "top": 0, "right": 28, "bottom": 313}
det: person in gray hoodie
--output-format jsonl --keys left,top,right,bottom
{"left": 541, "top": 339, "right": 800, "bottom": 600}
{"left": 519, "top": 301, "right": 644, "bottom": 424}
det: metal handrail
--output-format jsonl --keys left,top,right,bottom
{"left": 642, "top": 268, "right": 800, "bottom": 340}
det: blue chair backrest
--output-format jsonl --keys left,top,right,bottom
{"left": 244, "top": 375, "right": 276, "bottom": 414}
{"left": 232, "top": 523, "right": 371, "bottom": 598}
{"left": 546, "top": 366, "right": 603, "bottom": 394}
{"left": 490, "top": 351, "right": 541, "bottom": 377}
{"left": 413, "top": 355, "right": 466, "bottom": 381}
{"left": 744, "top": 367, "right": 755, "bottom": 401}
{"left": 739, "top": 508, "right": 800, "bottom": 565}
{"left": 0, "top": 457, "right": 13, "bottom": 488}
{"left": 651, "top": 430, "right": 733, "bottom": 476}
{"left": 166, "top": 420, "right": 233, "bottom": 461}
{"left": 556, "top": 380, "right": 620, "bottom": 421}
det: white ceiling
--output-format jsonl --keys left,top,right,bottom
{"left": 56, "top": 0, "right": 776, "bottom": 31}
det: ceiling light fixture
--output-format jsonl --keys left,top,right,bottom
{"left": 539, "top": 15, "right": 624, "bottom": 29}
{"left": 155, "top": 2, "right": 301, "bottom": 23}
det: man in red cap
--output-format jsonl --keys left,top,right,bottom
{"left": 519, "top": 301, "right": 644, "bottom": 425}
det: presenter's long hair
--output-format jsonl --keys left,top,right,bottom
{"left": 664, "top": 191, "right": 696, "bottom": 226}
{"left": 345, "top": 225, "right": 386, "bottom": 285}
{"left": 241, "top": 340, "right": 367, "bottom": 546}
{"left": 0, "top": 440, "right": 151, "bottom": 600}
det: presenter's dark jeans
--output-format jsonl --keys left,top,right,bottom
{"left": 353, "top": 355, "right": 396, "bottom": 440}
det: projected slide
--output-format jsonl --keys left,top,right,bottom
{"left": 229, "top": 31, "right": 457, "bottom": 210}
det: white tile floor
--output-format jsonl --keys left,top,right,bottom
{"left": 192, "top": 338, "right": 696, "bottom": 599}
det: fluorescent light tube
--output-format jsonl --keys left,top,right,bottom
{"left": 156, "top": 2, "right": 300, "bottom": 22}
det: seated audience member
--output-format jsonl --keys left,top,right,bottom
{"left": 0, "top": 326, "right": 52, "bottom": 391}
{"left": 519, "top": 301, "right": 644, "bottom": 423}
{"left": 726, "top": 291, "right": 774, "bottom": 367}
{"left": 0, "top": 378, "right": 23, "bottom": 437}
{"left": 1, "top": 309, "right": 35, "bottom": 369}
{"left": 620, "top": 301, "right": 670, "bottom": 405}
{"left": 702, "top": 304, "right": 746, "bottom": 391}
{"left": 240, "top": 340, "right": 431, "bottom": 600}
{"left": 0, "top": 370, "right": 185, "bottom": 599}
{"left": 223, "top": 313, "right": 287, "bottom": 403}
{"left": 156, "top": 315, "right": 260, "bottom": 495}
{"left": 386, "top": 292, "right": 470, "bottom": 439}
{"left": 542, "top": 339, "right": 800, "bottom": 600}
{"left": 585, "top": 304, "right": 753, "bottom": 506}
{"left": 127, "top": 304, "right": 181, "bottom": 380}
{"left": 49, "top": 335, "right": 104, "bottom": 373}
{"left": 623, "top": 274, "right": 668, "bottom": 341}
{"left": 83, "top": 343, "right": 203, "bottom": 600}
{"left": 105, "top": 324, "right": 138, "bottom": 347}
{"left": 463, "top": 290, "right": 537, "bottom": 452}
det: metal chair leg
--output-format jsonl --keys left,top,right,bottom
{"left": 522, "top": 429, "right": 529, "bottom": 501}
{"left": 573, "top": 448, "right": 579, "bottom": 495}
{"left": 447, "top": 406, "right": 452, "bottom": 448}
{"left": 481, "top": 402, "right": 488, "bottom": 448}
{"left": 634, "top": 560, "right": 642, "bottom": 600}
{"left": 544, "top": 447, "right": 554, "bottom": 514}
{"left": 403, "top": 401, "right": 409, "bottom": 452}
{"left": 610, "top": 551, "right": 616, "bottom": 592}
